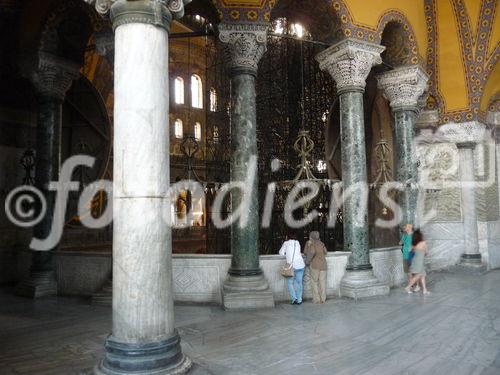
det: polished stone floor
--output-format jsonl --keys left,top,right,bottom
{"left": 0, "top": 270, "right": 499, "bottom": 375}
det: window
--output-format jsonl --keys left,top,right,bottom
{"left": 174, "top": 119, "right": 183, "bottom": 139}
{"left": 194, "top": 122, "right": 202, "bottom": 141}
{"left": 213, "top": 126, "right": 219, "bottom": 144}
{"left": 209, "top": 88, "right": 217, "bottom": 112}
{"left": 191, "top": 74, "right": 203, "bottom": 109}
{"left": 174, "top": 77, "right": 184, "bottom": 104}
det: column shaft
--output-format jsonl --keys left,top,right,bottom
{"left": 339, "top": 90, "right": 370, "bottom": 268}
{"left": 229, "top": 73, "right": 260, "bottom": 275}
{"left": 393, "top": 108, "right": 418, "bottom": 226}
{"left": 458, "top": 144, "right": 481, "bottom": 260}
{"left": 94, "top": 1, "right": 192, "bottom": 373}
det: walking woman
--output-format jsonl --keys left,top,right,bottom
{"left": 405, "top": 229, "right": 430, "bottom": 295}
{"left": 304, "top": 231, "right": 328, "bottom": 303}
{"left": 279, "top": 232, "right": 305, "bottom": 305}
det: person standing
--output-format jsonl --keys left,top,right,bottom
{"left": 405, "top": 229, "right": 430, "bottom": 295}
{"left": 304, "top": 231, "right": 328, "bottom": 304}
{"left": 279, "top": 232, "right": 305, "bottom": 305}
{"left": 400, "top": 224, "right": 419, "bottom": 292}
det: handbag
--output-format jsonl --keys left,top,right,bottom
{"left": 280, "top": 242, "right": 296, "bottom": 278}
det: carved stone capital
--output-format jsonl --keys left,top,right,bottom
{"left": 486, "top": 111, "right": 500, "bottom": 127}
{"left": 316, "top": 38, "right": 385, "bottom": 94}
{"left": 30, "top": 53, "right": 80, "bottom": 101}
{"left": 377, "top": 65, "right": 429, "bottom": 112}
{"left": 437, "top": 121, "right": 487, "bottom": 145}
{"left": 85, "top": 0, "right": 191, "bottom": 30}
{"left": 218, "top": 22, "right": 268, "bottom": 76}
{"left": 94, "top": 30, "right": 115, "bottom": 64}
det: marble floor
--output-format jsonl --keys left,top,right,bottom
{"left": 0, "top": 270, "right": 499, "bottom": 375}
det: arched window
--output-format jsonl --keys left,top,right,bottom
{"left": 191, "top": 74, "right": 203, "bottom": 109}
{"left": 194, "top": 122, "right": 202, "bottom": 140}
{"left": 209, "top": 88, "right": 217, "bottom": 112}
{"left": 174, "top": 77, "right": 184, "bottom": 104}
{"left": 174, "top": 119, "right": 183, "bottom": 139}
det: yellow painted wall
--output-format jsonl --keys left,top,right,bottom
{"left": 464, "top": 0, "right": 482, "bottom": 37}
{"left": 489, "top": 4, "right": 500, "bottom": 57}
{"left": 436, "top": 0, "right": 469, "bottom": 112}
{"left": 344, "top": 0, "right": 427, "bottom": 59}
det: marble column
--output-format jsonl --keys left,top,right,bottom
{"left": 377, "top": 66, "right": 429, "bottom": 227}
{"left": 91, "top": 1, "right": 192, "bottom": 374}
{"left": 217, "top": 22, "right": 274, "bottom": 309}
{"left": 317, "top": 38, "right": 389, "bottom": 299}
{"left": 15, "top": 53, "right": 79, "bottom": 298}
{"left": 457, "top": 142, "right": 482, "bottom": 265}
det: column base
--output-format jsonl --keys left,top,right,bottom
{"left": 15, "top": 270, "right": 57, "bottom": 298}
{"left": 339, "top": 269, "right": 390, "bottom": 299}
{"left": 92, "top": 278, "right": 113, "bottom": 306}
{"left": 458, "top": 254, "right": 486, "bottom": 271}
{"left": 94, "top": 332, "right": 192, "bottom": 375}
{"left": 222, "top": 274, "right": 275, "bottom": 310}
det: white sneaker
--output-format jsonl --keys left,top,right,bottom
{"left": 413, "top": 285, "right": 421, "bottom": 292}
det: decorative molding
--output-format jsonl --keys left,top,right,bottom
{"left": 218, "top": 22, "right": 268, "bottom": 76}
{"left": 85, "top": 0, "right": 191, "bottom": 26}
{"left": 416, "top": 109, "right": 440, "bottom": 129}
{"left": 30, "top": 52, "right": 81, "bottom": 101}
{"left": 316, "top": 38, "right": 385, "bottom": 94}
{"left": 377, "top": 65, "right": 429, "bottom": 111}
{"left": 437, "top": 121, "right": 487, "bottom": 144}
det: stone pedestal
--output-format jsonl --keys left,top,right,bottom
{"left": 15, "top": 53, "right": 79, "bottom": 298}
{"left": 377, "top": 66, "right": 428, "bottom": 226}
{"left": 91, "top": 1, "right": 191, "bottom": 374}
{"left": 317, "top": 39, "right": 389, "bottom": 298}
{"left": 218, "top": 22, "right": 274, "bottom": 310}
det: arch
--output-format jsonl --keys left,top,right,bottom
{"left": 174, "top": 76, "right": 185, "bottom": 105}
{"left": 39, "top": 0, "right": 104, "bottom": 65}
{"left": 376, "top": 11, "right": 421, "bottom": 67}
{"left": 270, "top": 0, "right": 347, "bottom": 44}
{"left": 191, "top": 74, "right": 203, "bottom": 109}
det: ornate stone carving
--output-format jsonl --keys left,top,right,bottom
{"left": 84, "top": 0, "right": 191, "bottom": 23}
{"left": 377, "top": 65, "right": 429, "bottom": 111}
{"left": 30, "top": 52, "right": 80, "bottom": 101}
{"left": 316, "top": 38, "right": 385, "bottom": 93}
{"left": 437, "top": 121, "right": 487, "bottom": 144}
{"left": 416, "top": 109, "right": 440, "bottom": 129}
{"left": 218, "top": 22, "right": 268, "bottom": 75}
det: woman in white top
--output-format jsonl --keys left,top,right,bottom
{"left": 279, "top": 232, "right": 306, "bottom": 305}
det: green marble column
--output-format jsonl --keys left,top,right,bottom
{"left": 339, "top": 89, "right": 371, "bottom": 269}
{"left": 393, "top": 108, "right": 419, "bottom": 226}
{"left": 229, "top": 72, "right": 260, "bottom": 275}
{"left": 218, "top": 22, "right": 274, "bottom": 309}
{"left": 377, "top": 66, "right": 429, "bottom": 227}
{"left": 317, "top": 38, "right": 389, "bottom": 298}
{"left": 15, "top": 53, "right": 79, "bottom": 298}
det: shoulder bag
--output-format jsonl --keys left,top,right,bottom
{"left": 280, "top": 241, "right": 296, "bottom": 278}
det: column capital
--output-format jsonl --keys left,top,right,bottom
{"left": 30, "top": 52, "right": 80, "bottom": 101}
{"left": 437, "top": 121, "right": 487, "bottom": 144}
{"left": 377, "top": 65, "right": 429, "bottom": 112}
{"left": 85, "top": 0, "right": 191, "bottom": 31}
{"left": 316, "top": 38, "right": 385, "bottom": 94}
{"left": 218, "top": 22, "right": 268, "bottom": 76}
{"left": 456, "top": 141, "right": 476, "bottom": 150}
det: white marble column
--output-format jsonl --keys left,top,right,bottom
{"left": 90, "top": 1, "right": 192, "bottom": 374}
{"left": 457, "top": 142, "right": 482, "bottom": 264}
{"left": 317, "top": 39, "right": 389, "bottom": 299}
{"left": 377, "top": 66, "right": 428, "bottom": 227}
